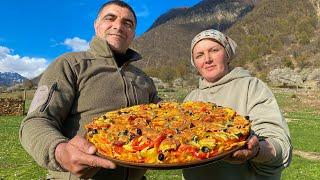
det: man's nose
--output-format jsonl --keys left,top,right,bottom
{"left": 112, "top": 20, "right": 124, "bottom": 30}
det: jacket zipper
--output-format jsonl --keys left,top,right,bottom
{"left": 40, "top": 82, "right": 57, "bottom": 112}
{"left": 118, "top": 64, "right": 130, "bottom": 107}
{"left": 131, "top": 80, "right": 139, "bottom": 105}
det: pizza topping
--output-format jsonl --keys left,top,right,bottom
{"left": 136, "top": 128, "right": 142, "bottom": 135}
{"left": 85, "top": 101, "right": 250, "bottom": 164}
{"left": 158, "top": 153, "right": 165, "bottom": 161}
{"left": 201, "top": 146, "right": 210, "bottom": 153}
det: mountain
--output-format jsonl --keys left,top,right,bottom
{"left": 131, "top": 0, "right": 319, "bottom": 81}
{"left": 0, "top": 72, "right": 26, "bottom": 86}
{"left": 131, "top": 0, "right": 257, "bottom": 78}
{"left": 226, "top": 0, "right": 320, "bottom": 77}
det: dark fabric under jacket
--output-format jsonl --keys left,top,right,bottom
{"left": 19, "top": 36, "right": 161, "bottom": 180}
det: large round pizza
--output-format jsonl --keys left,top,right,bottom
{"left": 85, "top": 101, "right": 250, "bottom": 167}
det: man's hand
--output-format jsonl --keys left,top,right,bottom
{"left": 223, "top": 135, "right": 260, "bottom": 164}
{"left": 55, "top": 135, "right": 116, "bottom": 178}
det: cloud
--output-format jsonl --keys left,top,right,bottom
{"left": 136, "top": 5, "right": 149, "bottom": 17}
{"left": 63, "top": 37, "right": 89, "bottom": 52}
{"left": 0, "top": 46, "right": 48, "bottom": 79}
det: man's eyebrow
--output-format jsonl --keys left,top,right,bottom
{"left": 101, "top": 13, "right": 135, "bottom": 26}
{"left": 123, "top": 18, "right": 135, "bottom": 26}
{"left": 102, "top": 13, "right": 116, "bottom": 19}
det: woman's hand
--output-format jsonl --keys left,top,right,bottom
{"left": 55, "top": 135, "right": 116, "bottom": 178}
{"left": 223, "top": 135, "right": 260, "bottom": 164}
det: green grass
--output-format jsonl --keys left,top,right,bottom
{"left": 287, "top": 113, "right": 320, "bottom": 152}
{"left": 0, "top": 88, "right": 319, "bottom": 179}
{"left": 146, "top": 169, "right": 182, "bottom": 180}
{"left": 0, "top": 116, "right": 46, "bottom": 179}
{"left": 282, "top": 156, "right": 320, "bottom": 180}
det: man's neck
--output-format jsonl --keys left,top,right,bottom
{"left": 113, "top": 51, "right": 129, "bottom": 67}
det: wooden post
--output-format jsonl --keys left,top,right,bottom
{"left": 23, "top": 89, "right": 26, "bottom": 115}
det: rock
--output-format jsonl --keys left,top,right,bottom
{"left": 267, "top": 68, "right": 304, "bottom": 88}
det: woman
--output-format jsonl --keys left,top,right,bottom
{"left": 183, "top": 29, "right": 292, "bottom": 180}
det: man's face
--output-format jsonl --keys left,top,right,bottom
{"left": 94, "top": 4, "right": 136, "bottom": 53}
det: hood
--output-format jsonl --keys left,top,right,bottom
{"left": 199, "top": 67, "right": 251, "bottom": 89}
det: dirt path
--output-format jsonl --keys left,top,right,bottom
{"left": 293, "top": 150, "right": 320, "bottom": 161}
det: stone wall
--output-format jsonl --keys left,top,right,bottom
{"left": 0, "top": 98, "right": 25, "bottom": 116}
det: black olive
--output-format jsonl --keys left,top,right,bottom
{"left": 206, "top": 130, "right": 212, "bottom": 132}
{"left": 201, "top": 146, "right": 210, "bottom": 153}
{"left": 158, "top": 153, "right": 165, "bottom": 161}
{"left": 235, "top": 132, "right": 243, "bottom": 137}
{"left": 190, "top": 123, "right": 195, "bottom": 128}
{"left": 168, "top": 135, "right": 173, "bottom": 138}
{"left": 176, "top": 128, "right": 181, "bottom": 134}
{"left": 124, "top": 129, "right": 128, "bottom": 135}
{"left": 102, "top": 115, "right": 107, "bottom": 120}
{"left": 119, "top": 130, "right": 129, "bottom": 136}
{"left": 88, "top": 129, "right": 98, "bottom": 137}
{"left": 189, "top": 111, "right": 193, "bottom": 115}
{"left": 129, "top": 134, "right": 136, "bottom": 141}
{"left": 146, "top": 119, "right": 151, "bottom": 124}
{"left": 192, "top": 136, "right": 199, "bottom": 142}
{"left": 245, "top": 116, "right": 250, "bottom": 120}
{"left": 137, "top": 128, "right": 142, "bottom": 135}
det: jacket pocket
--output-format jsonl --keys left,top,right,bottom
{"left": 40, "top": 82, "right": 58, "bottom": 112}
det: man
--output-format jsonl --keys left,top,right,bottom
{"left": 19, "top": 1, "right": 161, "bottom": 179}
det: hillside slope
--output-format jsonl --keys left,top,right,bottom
{"left": 131, "top": 0, "right": 319, "bottom": 81}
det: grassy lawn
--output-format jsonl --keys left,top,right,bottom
{"left": 0, "top": 116, "right": 47, "bottom": 179}
{"left": 0, "top": 88, "right": 319, "bottom": 179}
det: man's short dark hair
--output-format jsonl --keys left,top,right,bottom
{"left": 97, "top": 0, "right": 137, "bottom": 25}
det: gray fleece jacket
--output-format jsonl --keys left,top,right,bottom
{"left": 183, "top": 67, "right": 292, "bottom": 180}
{"left": 19, "top": 36, "right": 160, "bottom": 180}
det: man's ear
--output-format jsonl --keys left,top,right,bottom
{"left": 93, "top": 20, "right": 98, "bottom": 33}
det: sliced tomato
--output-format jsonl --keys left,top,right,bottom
{"left": 113, "top": 146, "right": 124, "bottom": 154}
{"left": 194, "top": 151, "right": 209, "bottom": 159}
{"left": 100, "top": 137, "right": 110, "bottom": 144}
{"left": 153, "top": 134, "right": 166, "bottom": 148}
{"left": 131, "top": 136, "right": 152, "bottom": 151}
{"left": 178, "top": 144, "right": 198, "bottom": 154}
{"left": 161, "top": 129, "right": 176, "bottom": 136}
{"left": 209, "top": 149, "right": 219, "bottom": 157}
{"left": 133, "top": 142, "right": 151, "bottom": 151}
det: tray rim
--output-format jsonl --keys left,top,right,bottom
{"left": 95, "top": 139, "right": 248, "bottom": 170}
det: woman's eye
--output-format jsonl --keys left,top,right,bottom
{"left": 195, "top": 54, "right": 203, "bottom": 59}
{"left": 210, "top": 48, "right": 219, "bottom": 52}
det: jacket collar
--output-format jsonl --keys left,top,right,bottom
{"left": 199, "top": 67, "right": 251, "bottom": 89}
{"left": 88, "top": 36, "right": 142, "bottom": 63}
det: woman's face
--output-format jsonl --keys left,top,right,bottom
{"left": 192, "top": 39, "right": 229, "bottom": 82}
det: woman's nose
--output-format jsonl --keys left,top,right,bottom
{"left": 204, "top": 54, "right": 213, "bottom": 64}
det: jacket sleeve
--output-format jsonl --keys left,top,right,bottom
{"left": 247, "top": 79, "right": 292, "bottom": 176}
{"left": 149, "top": 78, "right": 162, "bottom": 103}
{"left": 19, "top": 56, "right": 77, "bottom": 171}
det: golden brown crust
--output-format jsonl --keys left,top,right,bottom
{"left": 85, "top": 101, "right": 250, "bottom": 164}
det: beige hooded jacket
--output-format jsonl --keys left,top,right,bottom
{"left": 183, "top": 67, "right": 292, "bottom": 180}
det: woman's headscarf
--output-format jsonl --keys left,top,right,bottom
{"left": 190, "top": 29, "right": 237, "bottom": 67}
